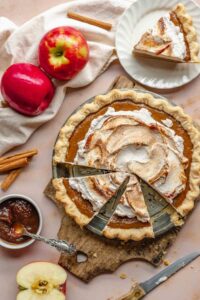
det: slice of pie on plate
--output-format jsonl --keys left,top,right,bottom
{"left": 133, "top": 3, "right": 200, "bottom": 63}
{"left": 53, "top": 172, "right": 154, "bottom": 241}
{"left": 53, "top": 89, "right": 200, "bottom": 241}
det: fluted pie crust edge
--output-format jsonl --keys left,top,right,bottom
{"left": 174, "top": 3, "right": 200, "bottom": 63}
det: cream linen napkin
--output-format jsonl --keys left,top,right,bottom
{"left": 0, "top": 0, "right": 133, "bottom": 155}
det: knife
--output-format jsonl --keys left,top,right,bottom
{"left": 54, "top": 162, "right": 170, "bottom": 207}
{"left": 135, "top": 175, "right": 183, "bottom": 235}
{"left": 86, "top": 176, "right": 130, "bottom": 235}
{"left": 54, "top": 162, "right": 112, "bottom": 178}
{"left": 55, "top": 163, "right": 168, "bottom": 207}
{"left": 118, "top": 251, "right": 200, "bottom": 300}
{"left": 55, "top": 162, "right": 168, "bottom": 210}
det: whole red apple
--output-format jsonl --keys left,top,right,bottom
{"left": 38, "top": 26, "right": 89, "bottom": 80}
{"left": 1, "top": 63, "right": 55, "bottom": 116}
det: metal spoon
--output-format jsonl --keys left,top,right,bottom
{"left": 13, "top": 223, "right": 76, "bottom": 255}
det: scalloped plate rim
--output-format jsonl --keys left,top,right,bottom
{"left": 115, "top": 0, "right": 200, "bottom": 90}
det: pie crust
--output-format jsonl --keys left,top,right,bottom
{"left": 53, "top": 178, "right": 92, "bottom": 226}
{"left": 53, "top": 89, "right": 200, "bottom": 240}
{"left": 134, "top": 3, "right": 200, "bottom": 63}
{"left": 175, "top": 3, "right": 199, "bottom": 62}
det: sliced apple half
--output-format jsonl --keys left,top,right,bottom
{"left": 16, "top": 262, "right": 67, "bottom": 300}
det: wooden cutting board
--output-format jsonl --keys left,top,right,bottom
{"left": 44, "top": 75, "right": 180, "bottom": 282}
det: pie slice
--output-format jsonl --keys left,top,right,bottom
{"left": 53, "top": 89, "right": 200, "bottom": 241}
{"left": 133, "top": 3, "right": 200, "bottom": 63}
{"left": 53, "top": 172, "right": 154, "bottom": 241}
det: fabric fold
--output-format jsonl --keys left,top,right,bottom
{"left": 0, "top": 0, "right": 132, "bottom": 155}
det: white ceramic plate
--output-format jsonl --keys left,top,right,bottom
{"left": 116, "top": 0, "right": 200, "bottom": 89}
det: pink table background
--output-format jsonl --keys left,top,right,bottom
{"left": 0, "top": 1, "right": 200, "bottom": 300}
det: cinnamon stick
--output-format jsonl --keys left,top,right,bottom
{"left": 1, "top": 169, "right": 22, "bottom": 191}
{"left": 67, "top": 11, "right": 112, "bottom": 31}
{"left": 0, "top": 149, "right": 38, "bottom": 165}
{"left": 0, "top": 158, "right": 28, "bottom": 173}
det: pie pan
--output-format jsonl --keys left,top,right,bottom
{"left": 0, "top": 194, "right": 43, "bottom": 250}
{"left": 52, "top": 88, "right": 179, "bottom": 239}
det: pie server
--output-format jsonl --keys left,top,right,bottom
{"left": 118, "top": 251, "right": 200, "bottom": 300}
{"left": 86, "top": 176, "right": 130, "bottom": 236}
{"left": 54, "top": 162, "right": 111, "bottom": 178}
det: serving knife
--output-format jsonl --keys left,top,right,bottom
{"left": 54, "top": 162, "right": 168, "bottom": 206}
{"left": 118, "top": 251, "right": 200, "bottom": 300}
{"left": 54, "top": 161, "right": 177, "bottom": 213}
{"left": 54, "top": 162, "right": 112, "bottom": 178}
{"left": 86, "top": 176, "right": 130, "bottom": 235}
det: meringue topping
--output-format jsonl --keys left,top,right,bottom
{"left": 73, "top": 107, "right": 188, "bottom": 208}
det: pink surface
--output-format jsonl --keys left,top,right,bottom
{"left": 0, "top": 1, "right": 200, "bottom": 300}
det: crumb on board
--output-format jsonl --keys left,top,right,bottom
{"left": 163, "top": 259, "right": 170, "bottom": 266}
{"left": 120, "top": 273, "right": 127, "bottom": 279}
{"left": 93, "top": 253, "right": 97, "bottom": 258}
{"left": 190, "top": 265, "right": 194, "bottom": 269}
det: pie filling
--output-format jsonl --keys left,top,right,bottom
{"left": 134, "top": 9, "right": 190, "bottom": 61}
{"left": 64, "top": 100, "right": 192, "bottom": 224}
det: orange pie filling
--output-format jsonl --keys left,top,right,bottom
{"left": 63, "top": 100, "right": 192, "bottom": 229}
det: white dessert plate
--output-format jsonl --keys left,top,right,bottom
{"left": 115, "top": 0, "right": 200, "bottom": 89}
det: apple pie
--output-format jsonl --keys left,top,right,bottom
{"left": 53, "top": 89, "right": 200, "bottom": 241}
{"left": 133, "top": 3, "right": 200, "bottom": 63}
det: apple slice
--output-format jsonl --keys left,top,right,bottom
{"left": 16, "top": 262, "right": 67, "bottom": 300}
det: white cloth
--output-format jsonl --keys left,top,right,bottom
{"left": 0, "top": 0, "right": 132, "bottom": 155}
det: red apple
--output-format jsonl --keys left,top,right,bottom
{"left": 38, "top": 26, "right": 89, "bottom": 80}
{"left": 1, "top": 63, "right": 55, "bottom": 116}
{"left": 16, "top": 262, "right": 67, "bottom": 300}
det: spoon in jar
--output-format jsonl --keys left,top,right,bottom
{"left": 13, "top": 223, "right": 76, "bottom": 255}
